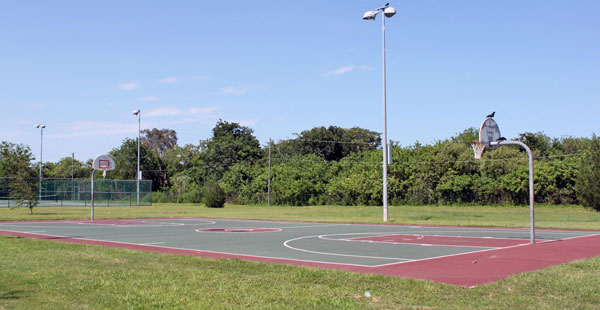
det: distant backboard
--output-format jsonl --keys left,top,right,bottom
{"left": 92, "top": 154, "right": 115, "bottom": 171}
{"left": 479, "top": 118, "right": 501, "bottom": 147}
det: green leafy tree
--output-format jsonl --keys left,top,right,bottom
{"left": 551, "top": 136, "right": 590, "bottom": 155}
{"left": 0, "top": 141, "right": 35, "bottom": 177}
{"left": 270, "top": 154, "right": 331, "bottom": 206}
{"left": 534, "top": 158, "right": 578, "bottom": 204}
{"left": 43, "top": 156, "right": 90, "bottom": 179}
{"left": 162, "top": 144, "right": 200, "bottom": 186}
{"left": 576, "top": 134, "right": 600, "bottom": 211}
{"left": 11, "top": 166, "right": 39, "bottom": 214}
{"left": 0, "top": 142, "right": 38, "bottom": 214}
{"left": 284, "top": 126, "right": 381, "bottom": 162}
{"left": 109, "top": 138, "right": 164, "bottom": 191}
{"left": 328, "top": 150, "right": 382, "bottom": 205}
{"left": 450, "top": 127, "right": 479, "bottom": 146}
{"left": 221, "top": 162, "right": 265, "bottom": 204}
{"left": 518, "top": 132, "right": 552, "bottom": 157}
{"left": 201, "top": 120, "right": 262, "bottom": 180}
{"left": 141, "top": 128, "right": 178, "bottom": 157}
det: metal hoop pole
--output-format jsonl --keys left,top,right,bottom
{"left": 491, "top": 140, "right": 535, "bottom": 243}
{"left": 91, "top": 170, "right": 95, "bottom": 221}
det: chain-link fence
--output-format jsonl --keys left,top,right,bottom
{"left": 0, "top": 178, "right": 152, "bottom": 207}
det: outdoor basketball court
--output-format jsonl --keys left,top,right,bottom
{"left": 1, "top": 217, "right": 599, "bottom": 286}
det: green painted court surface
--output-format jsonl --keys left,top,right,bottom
{"left": 1, "top": 218, "right": 596, "bottom": 268}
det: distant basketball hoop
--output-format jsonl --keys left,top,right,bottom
{"left": 93, "top": 155, "right": 115, "bottom": 171}
{"left": 91, "top": 154, "right": 116, "bottom": 221}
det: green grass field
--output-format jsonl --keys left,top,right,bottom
{"left": 1, "top": 204, "right": 599, "bottom": 309}
{"left": 1, "top": 203, "right": 599, "bottom": 230}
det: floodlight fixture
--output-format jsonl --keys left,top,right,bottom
{"left": 383, "top": 7, "right": 396, "bottom": 17}
{"left": 35, "top": 124, "right": 46, "bottom": 128}
{"left": 362, "top": 10, "right": 379, "bottom": 20}
{"left": 132, "top": 109, "right": 140, "bottom": 115}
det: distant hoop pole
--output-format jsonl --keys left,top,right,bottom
{"left": 491, "top": 140, "right": 535, "bottom": 244}
{"left": 91, "top": 170, "right": 95, "bottom": 221}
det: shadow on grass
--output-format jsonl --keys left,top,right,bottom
{"left": 0, "top": 290, "right": 29, "bottom": 300}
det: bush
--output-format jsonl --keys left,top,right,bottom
{"left": 181, "top": 186, "right": 203, "bottom": 203}
{"left": 576, "top": 134, "right": 600, "bottom": 211}
{"left": 152, "top": 191, "right": 173, "bottom": 203}
{"left": 204, "top": 182, "right": 225, "bottom": 208}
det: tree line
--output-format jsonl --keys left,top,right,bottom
{"left": 1, "top": 120, "right": 599, "bottom": 211}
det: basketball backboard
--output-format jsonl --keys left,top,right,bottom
{"left": 92, "top": 154, "right": 115, "bottom": 171}
{"left": 479, "top": 118, "right": 501, "bottom": 147}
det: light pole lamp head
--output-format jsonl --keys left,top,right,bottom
{"left": 132, "top": 109, "right": 140, "bottom": 116}
{"left": 362, "top": 10, "right": 379, "bottom": 20}
{"left": 383, "top": 6, "right": 396, "bottom": 17}
{"left": 35, "top": 124, "right": 46, "bottom": 128}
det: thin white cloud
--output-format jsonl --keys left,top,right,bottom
{"left": 116, "top": 81, "right": 139, "bottom": 90}
{"left": 140, "top": 96, "right": 160, "bottom": 102}
{"left": 220, "top": 86, "right": 257, "bottom": 95}
{"left": 157, "top": 76, "right": 180, "bottom": 84}
{"left": 235, "top": 118, "right": 260, "bottom": 127}
{"left": 192, "top": 75, "right": 210, "bottom": 81}
{"left": 51, "top": 121, "right": 135, "bottom": 138}
{"left": 30, "top": 103, "right": 47, "bottom": 108}
{"left": 324, "top": 65, "right": 355, "bottom": 77}
{"left": 144, "top": 106, "right": 220, "bottom": 118}
{"left": 358, "top": 65, "right": 375, "bottom": 71}
{"left": 0, "top": 129, "right": 27, "bottom": 139}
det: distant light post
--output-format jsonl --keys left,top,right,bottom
{"left": 132, "top": 110, "right": 141, "bottom": 205}
{"left": 34, "top": 124, "right": 46, "bottom": 200}
{"left": 363, "top": 3, "right": 396, "bottom": 222}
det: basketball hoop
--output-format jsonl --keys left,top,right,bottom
{"left": 471, "top": 141, "right": 485, "bottom": 160}
{"left": 91, "top": 154, "right": 116, "bottom": 221}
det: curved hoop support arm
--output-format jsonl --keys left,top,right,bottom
{"left": 491, "top": 140, "right": 535, "bottom": 244}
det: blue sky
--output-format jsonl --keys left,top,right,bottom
{"left": 1, "top": 0, "right": 598, "bottom": 163}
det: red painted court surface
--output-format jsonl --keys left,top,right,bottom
{"left": 349, "top": 234, "right": 529, "bottom": 247}
{"left": 1, "top": 218, "right": 599, "bottom": 286}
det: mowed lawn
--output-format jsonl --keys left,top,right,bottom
{"left": 1, "top": 204, "right": 600, "bottom": 310}
{"left": 1, "top": 203, "right": 600, "bottom": 230}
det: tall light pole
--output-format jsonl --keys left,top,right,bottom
{"left": 132, "top": 110, "right": 141, "bottom": 205}
{"left": 34, "top": 124, "right": 46, "bottom": 201}
{"left": 363, "top": 4, "right": 396, "bottom": 222}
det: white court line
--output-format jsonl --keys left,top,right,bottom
{"left": 284, "top": 234, "right": 414, "bottom": 262}
{"left": 162, "top": 219, "right": 217, "bottom": 225}
{"left": 79, "top": 224, "right": 184, "bottom": 228}
{"left": 320, "top": 232, "right": 508, "bottom": 249}
{"left": 276, "top": 224, "right": 349, "bottom": 229}
{"left": 336, "top": 233, "right": 531, "bottom": 248}
{"left": 141, "top": 242, "right": 165, "bottom": 245}
{"left": 373, "top": 232, "right": 600, "bottom": 268}
{"left": 2, "top": 227, "right": 599, "bottom": 269}
{"left": 0, "top": 224, "right": 111, "bottom": 229}
{"left": 329, "top": 231, "right": 532, "bottom": 241}
{"left": 2, "top": 229, "right": 384, "bottom": 268}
